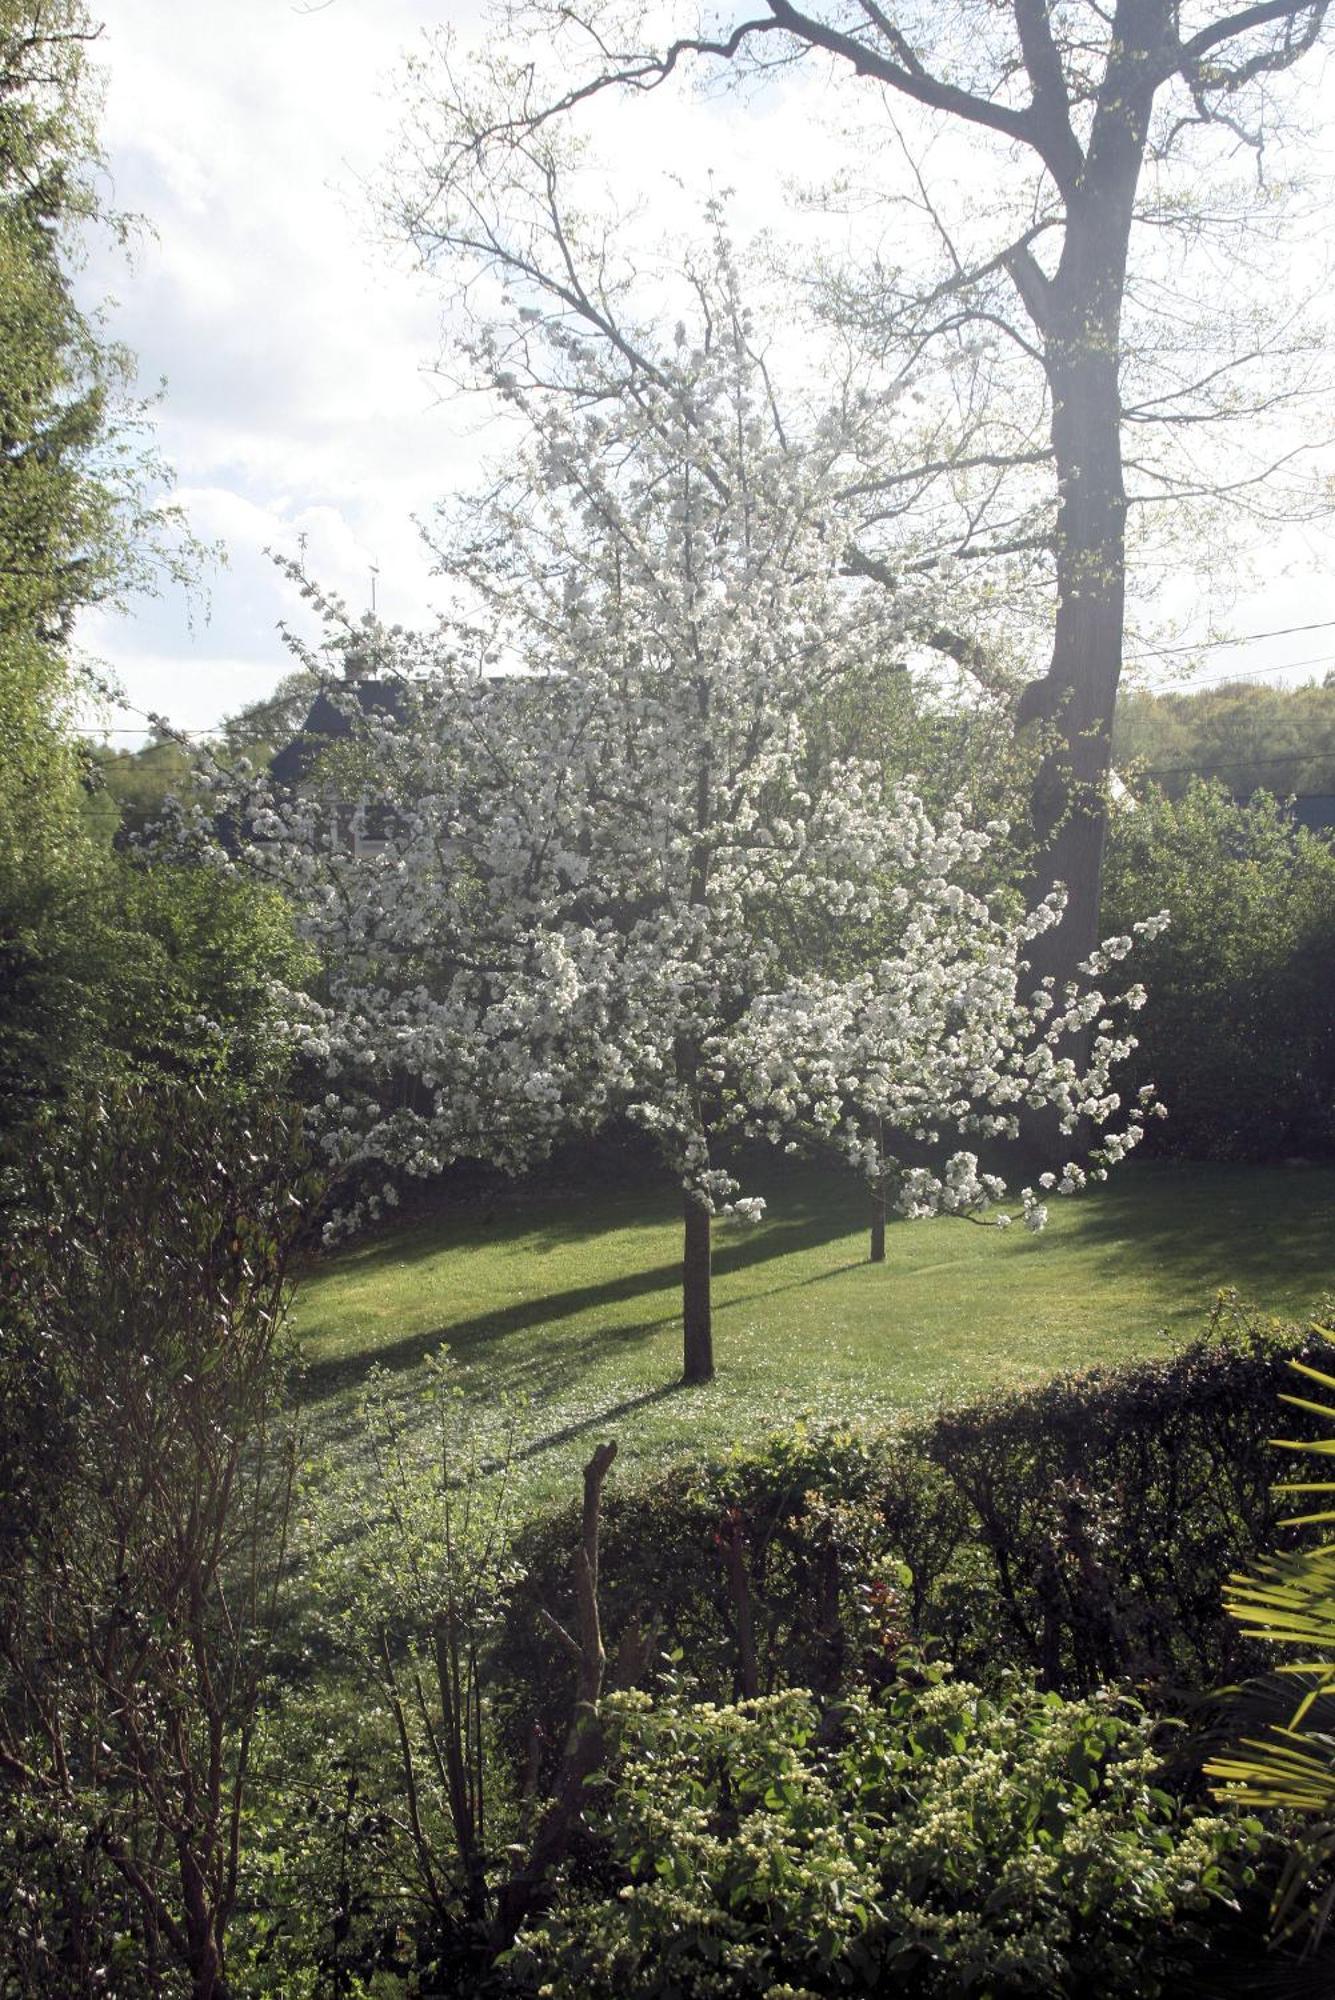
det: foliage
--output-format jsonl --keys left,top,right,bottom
{"left": 230, "top": 1422, "right": 625, "bottom": 1996}
{"left": 81, "top": 734, "right": 200, "bottom": 841}
{"left": 505, "top": 1670, "right": 1267, "bottom": 1999}
{"left": 310, "top": 1355, "right": 528, "bottom": 1941}
{"left": 107, "top": 856, "right": 312, "bottom": 1090}
{"left": 1207, "top": 1328, "right": 1335, "bottom": 1942}
{"left": 0, "top": 0, "right": 240, "bottom": 1154}
{"left": 78, "top": 674, "right": 322, "bottom": 845}
{"left": 494, "top": 1302, "right": 1323, "bottom": 1752}
{"left": 233, "top": 1312, "right": 1317, "bottom": 1996}
{"left": 1102, "top": 780, "right": 1335, "bottom": 1159}
{"left": 0, "top": 1084, "right": 320, "bottom": 1997}
{"left": 0, "top": 833, "right": 308, "bottom": 1142}
{"left": 79, "top": 1291, "right": 1315, "bottom": 1997}
{"left": 912, "top": 1305, "right": 1318, "bottom": 1695}
{"left": 1114, "top": 678, "right": 1335, "bottom": 803}
{"left": 0, "top": 0, "right": 193, "bottom": 816}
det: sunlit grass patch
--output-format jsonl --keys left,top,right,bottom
{"left": 293, "top": 1159, "right": 1335, "bottom": 1508}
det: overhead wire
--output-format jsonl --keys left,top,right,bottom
{"left": 1125, "top": 617, "right": 1335, "bottom": 659}
{"left": 1135, "top": 751, "right": 1335, "bottom": 779}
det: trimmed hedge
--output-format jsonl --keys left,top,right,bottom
{"left": 496, "top": 1301, "right": 1323, "bottom": 1762}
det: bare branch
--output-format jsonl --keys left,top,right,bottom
{"left": 1012, "top": 0, "right": 1084, "bottom": 195}
{"left": 1169, "top": 0, "right": 1329, "bottom": 84}
{"left": 760, "top": 0, "right": 1068, "bottom": 165}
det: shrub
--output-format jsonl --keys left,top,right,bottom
{"left": 506, "top": 1669, "right": 1268, "bottom": 1998}
{"left": 912, "top": 1304, "right": 1312, "bottom": 1694}
{"left": 233, "top": 1309, "right": 1321, "bottom": 1995}
{"left": 494, "top": 1302, "right": 1320, "bottom": 1754}
{"left": 0, "top": 1085, "right": 317, "bottom": 1998}
{"left": 1101, "top": 781, "right": 1335, "bottom": 1160}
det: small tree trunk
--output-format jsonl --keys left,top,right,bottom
{"left": 497, "top": 1443, "right": 617, "bottom": 1944}
{"left": 719, "top": 1510, "right": 759, "bottom": 1698}
{"left": 869, "top": 1175, "right": 887, "bottom": 1264}
{"left": 682, "top": 1192, "right": 713, "bottom": 1384}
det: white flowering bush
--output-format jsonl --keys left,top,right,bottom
{"left": 505, "top": 1668, "right": 1265, "bottom": 1999}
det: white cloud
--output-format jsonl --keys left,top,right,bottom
{"left": 71, "top": 0, "right": 1335, "bottom": 738}
{"left": 72, "top": 0, "right": 859, "bottom": 736}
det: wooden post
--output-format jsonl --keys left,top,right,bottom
{"left": 497, "top": 1442, "right": 618, "bottom": 1941}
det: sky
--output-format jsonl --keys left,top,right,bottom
{"left": 75, "top": 0, "right": 1335, "bottom": 746}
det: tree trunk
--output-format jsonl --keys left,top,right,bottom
{"left": 869, "top": 1175, "right": 886, "bottom": 1264}
{"left": 1024, "top": 332, "right": 1125, "bottom": 980}
{"left": 682, "top": 1192, "right": 713, "bottom": 1383}
{"left": 179, "top": 1849, "right": 229, "bottom": 2000}
{"left": 1017, "top": 42, "right": 1155, "bottom": 985}
{"left": 1011, "top": 138, "right": 1147, "bottom": 1163}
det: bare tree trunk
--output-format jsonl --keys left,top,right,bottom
{"left": 497, "top": 1442, "right": 617, "bottom": 1941}
{"left": 682, "top": 1192, "right": 714, "bottom": 1383}
{"left": 1023, "top": 334, "right": 1125, "bottom": 982}
{"left": 1016, "top": 46, "right": 1153, "bottom": 984}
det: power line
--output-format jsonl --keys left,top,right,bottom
{"left": 1138, "top": 752, "right": 1335, "bottom": 778}
{"left": 1126, "top": 618, "right": 1335, "bottom": 660}
{"left": 1141, "top": 654, "right": 1334, "bottom": 691}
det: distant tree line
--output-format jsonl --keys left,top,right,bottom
{"left": 1113, "top": 675, "right": 1335, "bottom": 804}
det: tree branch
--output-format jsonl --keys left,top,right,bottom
{"left": 1169, "top": 0, "right": 1329, "bottom": 82}
{"left": 762, "top": 0, "right": 1039, "bottom": 152}
{"left": 1013, "top": 0, "right": 1085, "bottom": 194}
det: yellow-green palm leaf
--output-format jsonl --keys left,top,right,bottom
{"left": 1206, "top": 1329, "right": 1335, "bottom": 1938}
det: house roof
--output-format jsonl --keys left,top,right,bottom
{"left": 1293, "top": 794, "right": 1335, "bottom": 835}
{"left": 268, "top": 680, "right": 406, "bottom": 788}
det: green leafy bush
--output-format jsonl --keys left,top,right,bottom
{"left": 1101, "top": 781, "right": 1335, "bottom": 1160}
{"left": 496, "top": 1304, "right": 1318, "bottom": 1752}
{"left": 229, "top": 1313, "right": 1321, "bottom": 1996}
{"left": 507, "top": 1670, "right": 1266, "bottom": 1998}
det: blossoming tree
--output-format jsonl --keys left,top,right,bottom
{"left": 218, "top": 252, "right": 1161, "bottom": 1384}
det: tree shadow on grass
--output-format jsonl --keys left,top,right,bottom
{"left": 1060, "top": 1161, "right": 1335, "bottom": 1312}
{"left": 299, "top": 1369, "right": 693, "bottom": 1504}
{"left": 304, "top": 1159, "right": 859, "bottom": 1284}
{"left": 512, "top": 1378, "right": 688, "bottom": 1466}
{"left": 297, "top": 1200, "right": 871, "bottom": 1408}
{"left": 316, "top": 1185, "right": 677, "bottom": 1283}
{"left": 300, "top": 1206, "right": 866, "bottom": 1405}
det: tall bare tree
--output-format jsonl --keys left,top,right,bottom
{"left": 388, "top": 0, "right": 1332, "bottom": 975}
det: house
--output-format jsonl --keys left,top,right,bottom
{"left": 268, "top": 624, "right": 408, "bottom": 859}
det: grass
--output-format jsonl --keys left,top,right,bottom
{"left": 293, "top": 1158, "right": 1335, "bottom": 1507}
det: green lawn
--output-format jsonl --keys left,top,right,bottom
{"left": 294, "top": 1160, "right": 1335, "bottom": 1504}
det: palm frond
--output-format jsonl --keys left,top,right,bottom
{"left": 1210, "top": 1329, "right": 1335, "bottom": 1948}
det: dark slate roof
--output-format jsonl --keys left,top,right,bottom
{"left": 1293, "top": 794, "right": 1335, "bottom": 835}
{"left": 269, "top": 681, "right": 406, "bottom": 787}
